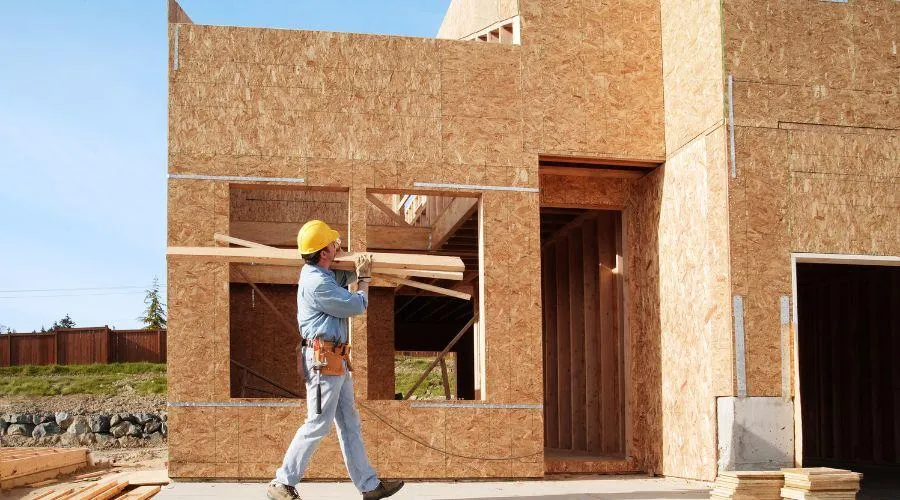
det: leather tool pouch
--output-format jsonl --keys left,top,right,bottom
{"left": 315, "top": 342, "right": 351, "bottom": 376}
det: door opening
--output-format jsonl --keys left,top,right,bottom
{"left": 540, "top": 208, "right": 625, "bottom": 460}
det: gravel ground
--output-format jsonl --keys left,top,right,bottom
{"left": 1, "top": 390, "right": 166, "bottom": 415}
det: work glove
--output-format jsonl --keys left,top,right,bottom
{"left": 355, "top": 252, "right": 373, "bottom": 278}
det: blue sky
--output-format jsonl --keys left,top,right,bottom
{"left": 0, "top": 1, "right": 450, "bottom": 332}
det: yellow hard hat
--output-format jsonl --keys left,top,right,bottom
{"left": 297, "top": 220, "right": 340, "bottom": 255}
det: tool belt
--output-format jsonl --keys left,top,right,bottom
{"left": 296, "top": 337, "right": 352, "bottom": 377}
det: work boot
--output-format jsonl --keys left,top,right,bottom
{"left": 266, "top": 482, "right": 301, "bottom": 500}
{"left": 362, "top": 480, "right": 404, "bottom": 499}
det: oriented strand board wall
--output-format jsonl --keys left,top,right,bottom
{"left": 437, "top": 0, "right": 519, "bottom": 39}
{"left": 519, "top": 0, "right": 665, "bottom": 161}
{"left": 626, "top": 128, "right": 730, "bottom": 481}
{"left": 640, "top": 0, "right": 731, "bottom": 482}
{"left": 725, "top": 0, "right": 900, "bottom": 397}
{"left": 539, "top": 174, "right": 631, "bottom": 209}
{"left": 168, "top": 24, "right": 543, "bottom": 479}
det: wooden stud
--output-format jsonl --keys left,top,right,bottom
{"left": 366, "top": 192, "right": 411, "bottom": 227}
{"left": 555, "top": 234, "right": 572, "bottom": 450}
{"left": 598, "top": 211, "right": 620, "bottom": 453}
{"left": 582, "top": 217, "right": 601, "bottom": 453}
{"left": 440, "top": 357, "right": 451, "bottom": 399}
{"left": 569, "top": 227, "right": 586, "bottom": 452}
{"left": 542, "top": 242, "right": 559, "bottom": 450}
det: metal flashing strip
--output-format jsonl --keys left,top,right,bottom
{"left": 410, "top": 402, "right": 542, "bottom": 410}
{"left": 780, "top": 295, "right": 792, "bottom": 401}
{"left": 168, "top": 173, "right": 306, "bottom": 184}
{"left": 168, "top": 401, "right": 301, "bottom": 408}
{"left": 173, "top": 25, "right": 179, "bottom": 71}
{"left": 733, "top": 295, "right": 747, "bottom": 398}
{"left": 728, "top": 74, "right": 737, "bottom": 179}
{"left": 413, "top": 182, "right": 538, "bottom": 193}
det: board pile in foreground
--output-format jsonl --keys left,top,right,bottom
{"left": 780, "top": 468, "right": 861, "bottom": 500}
{"left": 710, "top": 470, "right": 784, "bottom": 499}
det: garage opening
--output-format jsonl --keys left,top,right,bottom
{"left": 540, "top": 208, "right": 625, "bottom": 460}
{"left": 796, "top": 263, "right": 900, "bottom": 495}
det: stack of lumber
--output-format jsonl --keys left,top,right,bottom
{"left": 31, "top": 469, "right": 169, "bottom": 499}
{"left": 710, "top": 470, "right": 784, "bottom": 499}
{"left": 780, "top": 468, "right": 861, "bottom": 500}
{"left": 1, "top": 448, "right": 90, "bottom": 490}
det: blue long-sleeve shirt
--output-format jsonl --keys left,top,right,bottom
{"left": 297, "top": 264, "right": 367, "bottom": 344}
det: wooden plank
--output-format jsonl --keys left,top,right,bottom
{"left": 92, "top": 482, "right": 128, "bottom": 500}
{"left": 539, "top": 154, "right": 662, "bottom": 168}
{"left": 0, "top": 448, "right": 88, "bottom": 481}
{"left": 117, "top": 485, "right": 161, "bottom": 500}
{"left": 214, "top": 233, "right": 272, "bottom": 249}
{"left": 582, "top": 217, "right": 601, "bottom": 453}
{"left": 542, "top": 242, "right": 559, "bottom": 449}
{"left": 430, "top": 197, "right": 478, "bottom": 250}
{"left": 230, "top": 263, "right": 461, "bottom": 284}
{"left": 555, "top": 234, "right": 572, "bottom": 450}
{"left": 597, "top": 211, "right": 620, "bottom": 454}
{"left": 569, "top": 227, "right": 586, "bottom": 452}
{"left": 403, "top": 316, "right": 477, "bottom": 400}
{"left": 375, "top": 274, "right": 471, "bottom": 301}
{"left": 539, "top": 166, "right": 647, "bottom": 179}
{"left": 229, "top": 221, "right": 431, "bottom": 250}
{"left": 366, "top": 192, "right": 411, "bottom": 227}
{"left": 439, "top": 357, "right": 451, "bottom": 400}
{"left": 167, "top": 246, "right": 465, "bottom": 273}
{"left": 37, "top": 488, "right": 76, "bottom": 500}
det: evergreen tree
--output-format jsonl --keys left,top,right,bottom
{"left": 50, "top": 314, "right": 75, "bottom": 330}
{"left": 139, "top": 277, "right": 167, "bottom": 329}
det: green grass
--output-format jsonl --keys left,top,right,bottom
{"left": 395, "top": 354, "right": 456, "bottom": 400}
{"left": 0, "top": 363, "right": 167, "bottom": 397}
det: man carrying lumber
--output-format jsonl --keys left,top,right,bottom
{"left": 268, "top": 220, "right": 404, "bottom": 500}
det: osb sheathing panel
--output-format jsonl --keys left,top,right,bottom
{"left": 626, "top": 128, "right": 729, "bottom": 481}
{"left": 725, "top": 0, "right": 898, "bottom": 93}
{"left": 539, "top": 173, "right": 632, "bottom": 209}
{"left": 437, "top": 0, "right": 519, "bottom": 40}
{"left": 168, "top": 403, "right": 543, "bottom": 480}
{"left": 166, "top": 259, "right": 230, "bottom": 402}
{"left": 725, "top": 0, "right": 898, "bottom": 397}
{"left": 519, "top": 0, "right": 665, "bottom": 160}
{"left": 167, "top": 179, "right": 228, "bottom": 247}
{"left": 730, "top": 125, "right": 898, "bottom": 397}
{"left": 660, "top": 0, "right": 726, "bottom": 153}
{"left": 168, "top": 24, "right": 545, "bottom": 479}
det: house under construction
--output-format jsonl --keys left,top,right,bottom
{"left": 166, "top": 0, "right": 899, "bottom": 482}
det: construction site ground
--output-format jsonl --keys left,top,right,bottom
{"left": 154, "top": 476, "right": 711, "bottom": 499}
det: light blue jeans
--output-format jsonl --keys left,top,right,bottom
{"left": 273, "top": 346, "right": 380, "bottom": 493}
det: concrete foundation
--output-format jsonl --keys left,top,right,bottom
{"left": 717, "top": 396, "right": 794, "bottom": 471}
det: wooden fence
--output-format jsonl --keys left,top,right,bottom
{"left": 0, "top": 327, "right": 166, "bottom": 366}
